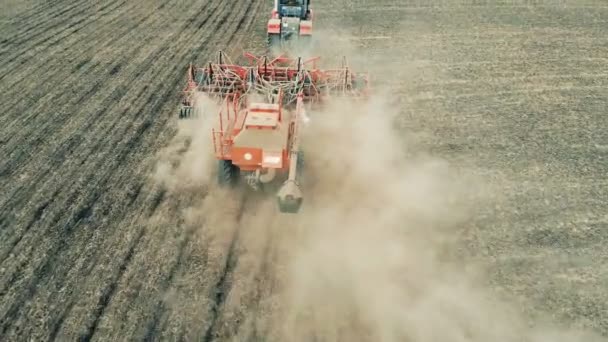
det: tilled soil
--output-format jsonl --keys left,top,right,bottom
{"left": 1, "top": 1, "right": 607, "bottom": 341}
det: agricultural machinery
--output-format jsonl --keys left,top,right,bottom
{"left": 267, "top": 0, "right": 313, "bottom": 52}
{"left": 178, "top": 51, "right": 369, "bottom": 213}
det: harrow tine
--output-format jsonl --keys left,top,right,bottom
{"left": 178, "top": 50, "right": 370, "bottom": 119}
{"left": 178, "top": 106, "right": 199, "bottom": 120}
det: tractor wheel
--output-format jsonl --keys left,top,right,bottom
{"left": 218, "top": 160, "right": 239, "bottom": 187}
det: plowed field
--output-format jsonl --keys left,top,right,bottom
{"left": 1, "top": 1, "right": 607, "bottom": 341}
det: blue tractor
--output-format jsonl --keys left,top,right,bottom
{"left": 267, "top": 0, "right": 313, "bottom": 53}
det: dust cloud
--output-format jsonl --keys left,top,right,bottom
{"left": 260, "top": 31, "right": 603, "bottom": 341}
{"left": 153, "top": 92, "right": 220, "bottom": 192}
{"left": 262, "top": 95, "right": 604, "bottom": 342}
{"left": 149, "top": 36, "right": 605, "bottom": 341}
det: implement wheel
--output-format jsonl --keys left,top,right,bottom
{"left": 179, "top": 106, "right": 193, "bottom": 119}
{"left": 218, "top": 160, "right": 239, "bottom": 187}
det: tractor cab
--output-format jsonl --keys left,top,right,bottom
{"left": 275, "top": 0, "right": 311, "bottom": 20}
{"left": 268, "top": 0, "right": 313, "bottom": 52}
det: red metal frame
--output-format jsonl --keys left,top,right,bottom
{"left": 212, "top": 93, "right": 241, "bottom": 160}
{"left": 182, "top": 52, "right": 371, "bottom": 167}
{"left": 184, "top": 52, "right": 370, "bottom": 102}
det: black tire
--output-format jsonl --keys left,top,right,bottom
{"left": 218, "top": 160, "right": 239, "bottom": 187}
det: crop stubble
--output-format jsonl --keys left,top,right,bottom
{"left": 0, "top": 0, "right": 265, "bottom": 340}
{"left": 0, "top": 0, "right": 607, "bottom": 341}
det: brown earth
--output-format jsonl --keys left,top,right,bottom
{"left": 0, "top": 0, "right": 607, "bottom": 341}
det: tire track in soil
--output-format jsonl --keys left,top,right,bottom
{"left": 243, "top": 222, "right": 285, "bottom": 342}
{"left": 152, "top": 188, "right": 243, "bottom": 341}
{"left": 139, "top": 3, "right": 267, "bottom": 340}
{"left": 157, "top": 190, "right": 249, "bottom": 342}
{"left": 0, "top": 0, "right": 173, "bottom": 264}
{"left": 1, "top": 1, "right": 608, "bottom": 336}
{"left": 0, "top": 0, "right": 229, "bottom": 340}
{"left": 195, "top": 2, "right": 293, "bottom": 337}
{"left": 204, "top": 199, "right": 283, "bottom": 342}
{"left": 28, "top": 0, "right": 258, "bottom": 340}
{"left": 84, "top": 1, "right": 262, "bottom": 338}
{"left": 201, "top": 217, "right": 244, "bottom": 342}
{"left": 2, "top": 0, "right": 249, "bottom": 282}
{"left": 146, "top": 3, "right": 261, "bottom": 334}
{"left": 0, "top": 0, "right": 217, "bottom": 314}
{"left": 148, "top": 4, "right": 270, "bottom": 340}
{"left": 139, "top": 214, "right": 202, "bottom": 342}
{"left": 249, "top": 244, "right": 281, "bottom": 341}
{"left": 0, "top": 0, "right": 262, "bottom": 338}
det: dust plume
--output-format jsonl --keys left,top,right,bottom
{"left": 152, "top": 92, "right": 220, "bottom": 193}
{"left": 262, "top": 94, "right": 604, "bottom": 342}
{"left": 245, "top": 29, "right": 603, "bottom": 341}
{"left": 150, "top": 89, "right": 245, "bottom": 249}
{"left": 147, "top": 34, "right": 605, "bottom": 341}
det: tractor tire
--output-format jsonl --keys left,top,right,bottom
{"left": 218, "top": 160, "right": 239, "bottom": 187}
